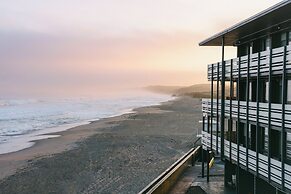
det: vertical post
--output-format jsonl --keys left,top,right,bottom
{"left": 256, "top": 52, "right": 261, "bottom": 176}
{"left": 254, "top": 176, "right": 257, "bottom": 194}
{"left": 281, "top": 45, "right": 287, "bottom": 190}
{"left": 230, "top": 59, "right": 233, "bottom": 161}
{"left": 207, "top": 115, "right": 210, "bottom": 133}
{"left": 216, "top": 62, "right": 220, "bottom": 154}
{"left": 202, "top": 116, "right": 205, "bottom": 132}
{"left": 202, "top": 148, "right": 205, "bottom": 178}
{"left": 268, "top": 37, "right": 272, "bottom": 183}
{"left": 211, "top": 64, "right": 214, "bottom": 150}
{"left": 246, "top": 45, "right": 250, "bottom": 171}
{"left": 207, "top": 150, "right": 210, "bottom": 182}
{"left": 236, "top": 57, "right": 241, "bottom": 194}
{"left": 221, "top": 36, "right": 225, "bottom": 160}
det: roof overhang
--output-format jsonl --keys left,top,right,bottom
{"left": 199, "top": 1, "right": 291, "bottom": 46}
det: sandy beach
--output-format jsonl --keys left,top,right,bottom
{"left": 0, "top": 96, "right": 202, "bottom": 194}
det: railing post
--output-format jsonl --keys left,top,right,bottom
{"left": 207, "top": 150, "right": 210, "bottom": 182}
{"left": 230, "top": 59, "right": 233, "bottom": 161}
{"left": 246, "top": 47, "right": 250, "bottom": 171}
{"left": 256, "top": 52, "right": 260, "bottom": 177}
{"left": 211, "top": 64, "right": 214, "bottom": 151}
{"left": 216, "top": 62, "right": 220, "bottom": 155}
{"left": 236, "top": 57, "right": 241, "bottom": 194}
{"left": 202, "top": 148, "right": 205, "bottom": 178}
{"left": 281, "top": 45, "right": 287, "bottom": 190}
{"left": 268, "top": 38, "right": 272, "bottom": 183}
{"left": 221, "top": 36, "right": 225, "bottom": 160}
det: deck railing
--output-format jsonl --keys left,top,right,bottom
{"left": 202, "top": 131, "right": 291, "bottom": 191}
{"left": 202, "top": 99, "right": 291, "bottom": 130}
{"left": 207, "top": 45, "right": 291, "bottom": 80}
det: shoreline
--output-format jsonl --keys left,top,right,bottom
{"left": 0, "top": 96, "right": 202, "bottom": 194}
{"left": 0, "top": 95, "right": 174, "bottom": 155}
{"left": 0, "top": 97, "right": 176, "bottom": 180}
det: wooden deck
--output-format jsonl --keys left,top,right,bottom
{"left": 169, "top": 160, "right": 235, "bottom": 194}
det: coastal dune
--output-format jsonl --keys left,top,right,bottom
{"left": 0, "top": 97, "right": 202, "bottom": 194}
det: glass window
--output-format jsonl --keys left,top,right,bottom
{"left": 266, "top": 37, "right": 271, "bottom": 50}
{"left": 260, "top": 39, "right": 267, "bottom": 51}
{"left": 288, "top": 80, "right": 291, "bottom": 104}
{"left": 252, "top": 38, "right": 267, "bottom": 53}
{"left": 238, "top": 44, "right": 249, "bottom": 57}
{"left": 233, "top": 82, "right": 237, "bottom": 99}
{"left": 249, "top": 81, "right": 252, "bottom": 101}
{"left": 225, "top": 119, "right": 229, "bottom": 131}
{"left": 270, "top": 129, "right": 281, "bottom": 160}
{"left": 265, "top": 81, "right": 269, "bottom": 102}
{"left": 281, "top": 32, "right": 287, "bottom": 46}
{"left": 262, "top": 127, "right": 268, "bottom": 155}
{"left": 286, "top": 132, "right": 291, "bottom": 164}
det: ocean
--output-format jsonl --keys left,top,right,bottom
{"left": 0, "top": 90, "right": 173, "bottom": 154}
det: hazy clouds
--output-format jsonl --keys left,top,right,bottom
{"left": 0, "top": 0, "right": 281, "bottom": 96}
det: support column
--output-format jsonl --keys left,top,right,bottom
{"left": 216, "top": 62, "right": 220, "bottom": 154}
{"left": 246, "top": 46, "right": 250, "bottom": 171}
{"left": 207, "top": 115, "right": 210, "bottom": 133}
{"left": 207, "top": 150, "right": 210, "bottom": 182}
{"left": 256, "top": 52, "right": 261, "bottom": 176}
{"left": 211, "top": 64, "right": 214, "bottom": 150}
{"left": 268, "top": 38, "right": 272, "bottom": 183}
{"left": 229, "top": 59, "right": 233, "bottom": 161}
{"left": 281, "top": 45, "right": 287, "bottom": 190}
{"left": 221, "top": 36, "right": 225, "bottom": 160}
{"left": 236, "top": 57, "right": 241, "bottom": 194}
{"left": 202, "top": 148, "right": 205, "bottom": 178}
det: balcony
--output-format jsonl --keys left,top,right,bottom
{"left": 207, "top": 45, "right": 291, "bottom": 81}
{"left": 202, "top": 99, "right": 291, "bottom": 130}
{"left": 202, "top": 131, "right": 291, "bottom": 191}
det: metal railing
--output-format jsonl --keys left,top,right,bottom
{"left": 202, "top": 131, "right": 291, "bottom": 191}
{"left": 207, "top": 45, "right": 291, "bottom": 80}
{"left": 202, "top": 99, "right": 291, "bottom": 130}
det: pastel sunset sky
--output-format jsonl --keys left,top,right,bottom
{"left": 0, "top": 0, "right": 281, "bottom": 96}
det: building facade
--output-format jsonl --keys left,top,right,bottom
{"left": 200, "top": 1, "right": 291, "bottom": 193}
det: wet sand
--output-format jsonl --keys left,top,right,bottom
{"left": 0, "top": 97, "right": 202, "bottom": 194}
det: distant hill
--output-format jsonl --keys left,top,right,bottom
{"left": 145, "top": 84, "right": 230, "bottom": 98}
{"left": 144, "top": 85, "right": 184, "bottom": 95}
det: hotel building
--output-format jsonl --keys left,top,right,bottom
{"left": 200, "top": 1, "right": 291, "bottom": 193}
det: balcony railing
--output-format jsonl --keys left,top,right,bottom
{"left": 207, "top": 45, "right": 291, "bottom": 80}
{"left": 202, "top": 99, "right": 291, "bottom": 130}
{"left": 202, "top": 131, "right": 291, "bottom": 191}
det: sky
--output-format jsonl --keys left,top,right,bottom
{"left": 0, "top": 0, "right": 282, "bottom": 97}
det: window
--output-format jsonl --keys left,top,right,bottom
{"left": 249, "top": 124, "right": 256, "bottom": 151}
{"left": 281, "top": 32, "right": 288, "bottom": 46}
{"left": 255, "top": 126, "right": 268, "bottom": 154}
{"left": 232, "top": 121, "right": 237, "bottom": 143}
{"left": 270, "top": 129, "right": 281, "bottom": 160}
{"left": 249, "top": 80, "right": 257, "bottom": 102}
{"left": 249, "top": 81, "right": 252, "bottom": 101}
{"left": 239, "top": 81, "right": 247, "bottom": 101}
{"left": 265, "top": 81, "right": 269, "bottom": 102}
{"left": 267, "top": 78, "right": 282, "bottom": 104}
{"left": 286, "top": 132, "right": 291, "bottom": 164}
{"left": 238, "top": 123, "right": 246, "bottom": 147}
{"left": 238, "top": 44, "right": 249, "bottom": 57}
{"left": 287, "top": 80, "right": 291, "bottom": 104}
{"left": 252, "top": 38, "right": 267, "bottom": 53}
{"left": 262, "top": 128, "right": 269, "bottom": 154}
{"left": 272, "top": 32, "right": 288, "bottom": 48}
{"left": 233, "top": 82, "right": 237, "bottom": 99}
{"left": 266, "top": 37, "right": 271, "bottom": 50}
